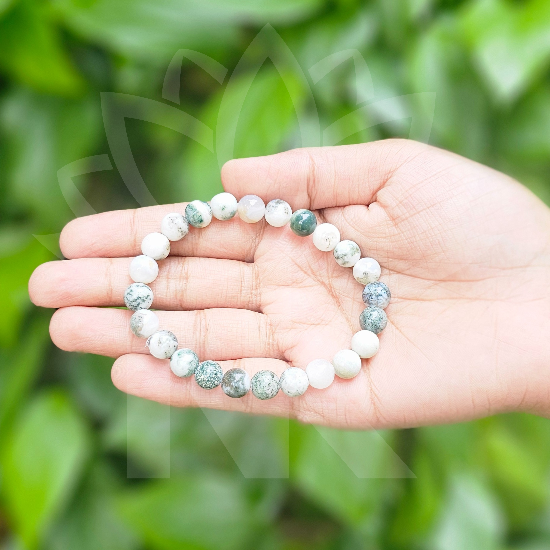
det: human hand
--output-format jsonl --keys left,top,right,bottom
{"left": 29, "top": 139, "right": 550, "bottom": 428}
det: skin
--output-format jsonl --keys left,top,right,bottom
{"left": 28, "top": 140, "right": 550, "bottom": 429}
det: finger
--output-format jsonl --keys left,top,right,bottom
{"left": 29, "top": 256, "right": 260, "bottom": 311}
{"left": 60, "top": 205, "right": 263, "bottom": 261}
{"left": 50, "top": 307, "right": 279, "bottom": 360}
{"left": 111, "top": 354, "right": 375, "bottom": 428}
{"left": 221, "top": 139, "right": 437, "bottom": 210}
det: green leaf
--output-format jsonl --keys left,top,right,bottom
{"left": 461, "top": 0, "right": 550, "bottom": 103}
{"left": 117, "top": 474, "right": 258, "bottom": 550}
{"left": 0, "top": 0, "right": 83, "bottom": 95}
{"left": 1, "top": 390, "right": 90, "bottom": 549}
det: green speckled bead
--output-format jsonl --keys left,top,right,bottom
{"left": 221, "top": 368, "right": 250, "bottom": 398}
{"left": 194, "top": 360, "right": 223, "bottom": 389}
{"left": 251, "top": 370, "right": 280, "bottom": 400}
{"left": 170, "top": 348, "right": 199, "bottom": 378}
{"left": 359, "top": 307, "right": 387, "bottom": 334}
{"left": 290, "top": 209, "right": 317, "bottom": 237}
{"left": 362, "top": 281, "right": 391, "bottom": 309}
{"left": 185, "top": 200, "right": 212, "bottom": 228}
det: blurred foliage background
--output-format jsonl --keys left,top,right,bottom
{"left": 1, "top": 0, "right": 550, "bottom": 548}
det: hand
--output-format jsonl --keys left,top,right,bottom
{"left": 29, "top": 139, "right": 550, "bottom": 428}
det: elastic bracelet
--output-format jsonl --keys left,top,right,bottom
{"left": 123, "top": 193, "right": 390, "bottom": 400}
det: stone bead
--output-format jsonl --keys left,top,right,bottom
{"left": 130, "top": 309, "right": 159, "bottom": 338}
{"left": 211, "top": 192, "right": 238, "bottom": 221}
{"left": 161, "top": 213, "right": 189, "bottom": 241}
{"left": 333, "top": 240, "right": 361, "bottom": 267}
{"left": 353, "top": 257, "right": 381, "bottom": 285}
{"left": 279, "top": 367, "right": 309, "bottom": 397}
{"left": 290, "top": 209, "right": 317, "bottom": 237}
{"left": 185, "top": 200, "right": 212, "bottom": 228}
{"left": 312, "top": 223, "right": 340, "bottom": 252}
{"left": 124, "top": 282, "right": 154, "bottom": 311}
{"left": 129, "top": 255, "right": 159, "bottom": 284}
{"left": 147, "top": 330, "right": 178, "bottom": 359}
{"left": 221, "top": 368, "right": 251, "bottom": 398}
{"left": 170, "top": 348, "right": 199, "bottom": 378}
{"left": 238, "top": 195, "right": 265, "bottom": 223}
{"left": 195, "top": 360, "right": 223, "bottom": 389}
{"left": 141, "top": 232, "right": 170, "bottom": 261}
{"left": 251, "top": 370, "right": 280, "bottom": 400}
{"left": 359, "top": 307, "right": 387, "bottom": 334}
{"left": 332, "top": 349, "right": 362, "bottom": 379}
{"left": 265, "top": 199, "right": 292, "bottom": 227}
{"left": 351, "top": 330, "right": 379, "bottom": 359}
{"left": 362, "top": 281, "right": 391, "bottom": 309}
{"left": 305, "top": 359, "right": 335, "bottom": 389}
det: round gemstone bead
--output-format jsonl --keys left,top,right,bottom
{"left": 353, "top": 257, "right": 381, "bottom": 285}
{"left": 238, "top": 195, "right": 265, "bottom": 223}
{"left": 279, "top": 367, "right": 309, "bottom": 397}
{"left": 290, "top": 209, "right": 317, "bottom": 237}
{"left": 170, "top": 348, "right": 199, "bottom": 378}
{"left": 211, "top": 192, "right": 238, "bottom": 221}
{"left": 265, "top": 199, "right": 292, "bottom": 227}
{"left": 161, "top": 213, "right": 189, "bottom": 241}
{"left": 185, "top": 200, "right": 213, "bottom": 228}
{"left": 305, "top": 359, "right": 335, "bottom": 389}
{"left": 130, "top": 309, "right": 159, "bottom": 338}
{"left": 362, "top": 281, "right": 391, "bottom": 309}
{"left": 351, "top": 330, "right": 379, "bottom": 359}
{"left": 312, "top": 223, "right": 340, "bottom": 251}
{"left": 124, "top": 282, "right": 154, "bottom": 311}
{"left": 332, "top": 349, "right": 362, "bottom": 379}
{"left": 221, "top": 368, "right": 251, "bottom": 398}
{"left": 147, "top": 330, "right": 178, "bottom": 359}
{"left": 141, "top": 232, "right": 170, "bottom": 261}
{"left": 333, "top": 240, "right": 361, "bottom": 267}
{"left": 359, "top": 307, "right": 387, "bottom": 334}
{"left": 251, "top": 370, "right": 280, "bottom": 400}
{"left": 195, "top": 360, "right": 223, "bottom": 389}
{"left": 129, "top": 255, "right": 159, "bottom": 284}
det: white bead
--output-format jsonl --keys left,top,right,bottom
{"left": 312, "top": 223, "right": 340, "bottom": 252}
{"left": 147, "top": 330, "right": 178, "bottom": 359}
{"left": 141, "top": 232, "right": 170, "bottom": 260}
{"left": 279, "top": 367, "right": 309, "bottom": 397}
{"left": 170, "top": 348, "right": 199, "bottom": 378}
{"left": 351, "top": 330, "right": 379, "bottom": 359}
{"left": 129, "top": 255, "right": 159, "bottom": 284}
{"left": 265, "top": 199, "right": 292, "bottom": 227}
{"left": 333, "top": 240, "right": 361, "bottom": 267}
{"left": 161, "top": 213, "right": 189, "bottom": 241}
{"left": 186, "top": 200, "right": 212, "bottom": 228}
{"left": 305, "top": 359, "right": 335, "bottom": 389}
{"left": 332, "top": 349, "right": 362, "bottom": 379}
{"left": 238, "top": 195, "right": 265, "bottom": 223}
{"left": 211, "top": 192, "right": 238, "bottom": 221}
{"left": 130, "top": 309, "right": 159, "bottom": 338}
{"left": 353, "top": 257, "right": 381, "bottom": 285}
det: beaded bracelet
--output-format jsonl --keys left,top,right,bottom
{"left": 124, "top": 193, "right": 391, "bottom": 400}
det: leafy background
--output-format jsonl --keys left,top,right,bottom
{"left": 1, "top": 0, "right": 550, "bottom": 548}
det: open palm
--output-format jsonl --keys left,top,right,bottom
{"left": 29, "top": 140, "right": 550, "bottom": 428}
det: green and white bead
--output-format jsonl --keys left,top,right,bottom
{"left": 251, "top": 370, "right": 280, "bottom": 400}
{"left": 170, "top": 348, "right": 199, "bottom": 378}
{"left": 359, "top": 307, "right": 387, "bottom": 334}
{"left": 362, "top": 281, "right": 391, "bottom": 309}
{"left": 265, "top": 199, "right": 292, "bottom": 227}
{"left": 141, "top": 232, "right": 170, "bottom": 260}
{"left": 211, "top": 192, "right": 238, "bottom": 221}
{"left": 186, "top": 200, "right": 212, "bottom": 228}
{"left": 161, "top": 213, "right": 189, "bottom": 241}
{"left": 147, "top": 330, "right": 178, "bottom": 359}
{"left": 333, "top": 240, "right": 361, "bottom": 267}
{"left": 130, "top": 309, "right": 159, "bottom": 338}
{"left": 353, "top": 257, "right": 381, "bottom": 285}
{"left": 238, "top": 195, "right": 265, "bottom": 223}
{"left": 290, "top": 209, "right": 317, "bottom": 237}
{"left": 195, "top": 360, "right": 223, "bottom": 389}
{"left": 221, "top": 368, "right": 251, "bottom": 398}
{"left": 280, "top": 367, "right": 309, "bottom": 397}
{"left": 124, "top": 282, "right": 154, "bottom": 310}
